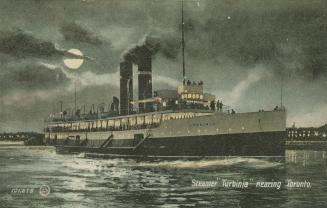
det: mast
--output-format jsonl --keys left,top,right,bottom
{"left": 74, "top": 81, "right": 77, "bottom": 115}
{"left": 59, "top": 100, "right": 63, "bottom": 118}
{"left": 182, "top": 0, "right": 186, "bottom": 85}
{"left": 280, "top": 74, "right": 283, "bottom": 108}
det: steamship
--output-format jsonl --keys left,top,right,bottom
{"left": 44, "top": 2, "right": 286, "bottom": 158}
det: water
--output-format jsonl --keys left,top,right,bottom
{"left": 0, "top": 145, "right": 326, "bottom": 208}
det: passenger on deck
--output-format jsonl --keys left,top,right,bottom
{"left": 219, "top": 102, "right": 223, "bottom": 112}
{"left": 210, "top": 100, "right": 216, "bottom": 111}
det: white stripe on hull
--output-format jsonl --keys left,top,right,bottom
{"left": 46, "top": 110, "right": 286, "bottom": 141}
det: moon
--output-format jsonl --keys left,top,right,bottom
{"left": 64, "top": 48, "right": 84, "bottom": 69}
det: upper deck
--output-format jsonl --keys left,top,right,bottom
{"left": 45, "top": 109, "right": 214, "bottom": 133}
{"left": 45, "top": 81, "right": 220, "bottom": 127}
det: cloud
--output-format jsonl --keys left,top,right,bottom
{"left": 60, "top": 22, "right": 102, "bottom": 45}
{"left": 62, "top": 68, "right": 119, "bottom": 89}
{"left": 1, "top": 88, "right": 63, "bottom": 107}
{"left": 99, "top": 26, "right": 136, "bottom": 50}
{"left": 0, "top": 30, "right": 63, "bottom": 58}
{"left": 38, "top": 62, "right": 59, "bottom": 70}
{"left": 153, "top": 74, "right": 180, "bottom": 88}
{"left": 180, "top": 0, "right": 327, "bottom": 80}
{"left": 0, "top": 65, "right": 118, "bottom": 108}
{"left": 62, "top": 65, "right": 180, "bottom": 91}
{"left": 0, "top": 64, "right": 69, "bottom": 93}
{"left": 213, "top": 65, "right": 270, "bottom": 106}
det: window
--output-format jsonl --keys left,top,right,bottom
{"left": 75, "top": 122, "right": 79, "bottom": 131}
{"left": 129, "top": 117, "right": 136, "bottom": 126}
{"left": 121, "top": 118, "right": 128, "bottom": 125}
{"left": 121, "top": 118, "right": 128, "bottom": 129}
{"left": 80, "top": 122, "right": 87, "bottom": 130}
{"left": 101, "top": 120, "right": 106, "bottom": 129}
{"left": 137, "top": 116, "right": 144, "bottom": 125}
{"left": 162, "top": 114, "right": 169, "bottom": 121}
{"left": 145, "top": 115, "right": 152, "bottom": 124}
{"left": 108, "top": 120, "right": 114, "bottom": 128}
{"left": 114, "top": 119, "right": 121, "bottom": 128}
{"left": 153, "top": 114, "right": 161, "bottom": 123}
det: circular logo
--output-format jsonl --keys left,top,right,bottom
{"left": 39, "top": 185, "right": 50, "bottom": 197}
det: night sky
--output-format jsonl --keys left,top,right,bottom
{"left": 0, "top": 0, "right": 326, "bottom": 132}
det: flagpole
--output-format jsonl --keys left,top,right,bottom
{"left": 182, "top": 0, "right": 186, "bottom": 85}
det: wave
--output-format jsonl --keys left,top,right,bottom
{"left": 137, "top": 157, "right": 283, "bottom": 170}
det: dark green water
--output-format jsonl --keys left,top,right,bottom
{"left": 0, "top": 144, "right": 326, "bottom": 208}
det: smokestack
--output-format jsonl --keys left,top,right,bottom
{"left": 138, "top": 54, "right": 152, "bottom": 113}
{"left": 120, "top": 61, "right": 133, "bottom": 115}
{"left": 121, "top": 37, "right": 157, "bottom": 114}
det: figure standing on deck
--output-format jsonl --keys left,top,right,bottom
{"left": 210, "top": 100, "right": 216, "bottom": 111}
{"left": 216, "top": 100, "right": 223, "bottom": 112}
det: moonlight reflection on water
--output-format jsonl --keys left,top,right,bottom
{"left": 0, "top": 145, "right": 326, "bottom": 208}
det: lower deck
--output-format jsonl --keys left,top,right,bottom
{"left": 52, "top": 131, "right": 286, "bottom": 157}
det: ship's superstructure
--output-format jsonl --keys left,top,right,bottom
{"left": 44, "top": 0, "right": 286, "bottom": 157}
